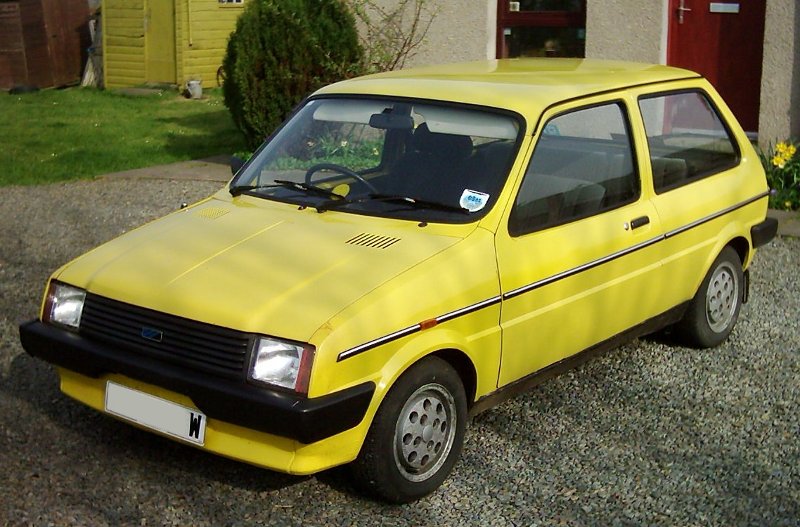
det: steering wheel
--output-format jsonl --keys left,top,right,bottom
{"left": 304, "top": 163, "right": 378, "bottom": 194}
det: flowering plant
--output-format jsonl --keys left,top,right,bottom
{"left": 760, "top": 140, "right": 800, "bottom": 210}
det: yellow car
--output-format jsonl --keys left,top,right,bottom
{"left": 20, "top": 59, "right": 777, "bottom": 503}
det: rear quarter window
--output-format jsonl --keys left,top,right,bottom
{"left": 638, "top": 91, "right": 740, "bottom": 193}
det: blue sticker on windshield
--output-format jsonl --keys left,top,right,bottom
{"left": 460, "top": 189, "right": 490, "bottom": 212}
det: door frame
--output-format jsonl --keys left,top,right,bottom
{"left": 495, "top": 0, "right": 586, "bottom": 58}
{"left": 664, "top": 0, "right": 766, "bottom": 134}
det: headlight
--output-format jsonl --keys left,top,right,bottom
{"left": 248, "top": 337, "right": 315, "bottom": 394}
{"left": 43, "top": 281, "right": 86, "bottom": 331}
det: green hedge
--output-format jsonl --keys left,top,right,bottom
{"left": 222, "top": 0, "right": 363, "bottom": 150}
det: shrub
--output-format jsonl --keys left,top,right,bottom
{"left": 222, "top": 0, "right": 363, "bottom": 149}
{"left": 347, "top": 0, "right": 437, "bottom": 73}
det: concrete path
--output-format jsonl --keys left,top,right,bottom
{"left": 767, "top": 209, "right": 800, "bottom": 238}
{"left": 100, "top": 155, "right": 233, "bottom": 182}
{"left": 101, "top": 156, "right": 800, "bottom": 237}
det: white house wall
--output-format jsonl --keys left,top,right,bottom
{"left": 363, "top": 0, "right": 495, "bottom": 68}
{"left": 585, "top": 0, "right": 664, "bottom": 63}
{"left": 759, "top": 0, "right": 800, "bottom": 147}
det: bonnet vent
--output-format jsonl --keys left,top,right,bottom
{"left": 346, "top": 233, "right": 401, "bottom": 249}
{"left": 195, "top": 207, "right": 230, "bottom": 220}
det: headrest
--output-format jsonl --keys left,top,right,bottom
{"left": 412, "top": 123, "right": 472, "bottom": 161}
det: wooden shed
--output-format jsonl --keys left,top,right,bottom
{"left": 102, "top": 0, "right": 245, "bottom": 89}
{"left": 0, "top": 0, "right": 90, "bottom": 90}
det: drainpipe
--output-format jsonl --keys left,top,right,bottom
{"left": 188, "top": 0, "right": 193, "bottom": 47}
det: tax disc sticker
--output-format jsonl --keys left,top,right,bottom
{"left": 459, "top": 189, "right": 490, "bottom": 212}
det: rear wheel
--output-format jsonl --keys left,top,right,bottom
{"left": 350, "top": 356, "right": 467, "bottom": 503}
{"left": 676, "top": 246, "right": 744, "bottom": 348}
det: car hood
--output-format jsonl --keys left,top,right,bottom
{"left": 56, "top": 195, "right": 470, "bottom": 342}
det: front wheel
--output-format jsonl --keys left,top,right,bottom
{"left": 676, "top": 246, "right": 744, "bottom": 348}
{"left": 350, "top": 356, "right": 467, "bottom": 503}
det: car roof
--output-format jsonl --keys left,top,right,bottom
{"left": 315, "top": 59, "right": 701, "bottom": 124}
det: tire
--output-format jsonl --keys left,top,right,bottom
{"left": 350, "top": 356, "right": 467, "bottom": 503}
{"left": 676, "top": 246, "right": 744, "bottom": 348}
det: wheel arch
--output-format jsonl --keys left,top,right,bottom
{"left": 727, "top": 236, "right": 750, "bottom": 268}
{"left": 685, "top": 235, "right": 750, "bottom": 304}
{"left": 430, "top": 348, "right": 478, "bottom": 408}
{"left": 675, "top": 242, "right": 745, "bottom": 348}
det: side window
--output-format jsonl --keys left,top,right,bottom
{"left": 639, "top": 91, "right": 739, "bottom": 193}
{"left": 509, "top": 102, "right": 639, "bottom": 236}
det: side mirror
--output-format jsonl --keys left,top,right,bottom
{"left": 230, "top": 156, "right": 246, "bottom": 175}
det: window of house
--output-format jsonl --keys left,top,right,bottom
{"left": 639, "top": 91, "right": 739, "bottom": 193}
{"left": 497, "top": 0, "right": 586, "bottom": 58}
{"left": 509, "top": 102, "right": 639, "bottom": 236}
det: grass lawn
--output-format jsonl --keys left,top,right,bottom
{"left": 0, "top": 87, "right": 246, "bottom": 186}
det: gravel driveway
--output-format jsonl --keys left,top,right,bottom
{"left": 1, "top": 179, "right": 798, "bottom": 526}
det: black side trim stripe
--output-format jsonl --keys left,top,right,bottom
{"left": 664, "top": 191, "right": 769, "bottom": 238}
{"left": 503, "top": 234, "right": 663, "bottom": 300}
{"left": 506, "top": 191, "right": 769, "bottom": 300}
{"left": 436, "top": 296, "right": 502, "bottom": 323}
{"left": 337, "top": 325, "right": 420, "bottom": 362}
{"left": 336, "top": 191, "right": 768, "bottom": 362}
{"left": 336, "top": 296, "right": 502, "bottom": 362}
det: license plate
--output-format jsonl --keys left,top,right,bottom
{"left": 105, "top": 381, "right": 206, "bottom": 445}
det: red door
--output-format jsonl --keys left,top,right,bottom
{"left": 667, "top": 0, "right": 766, "bottom": 133}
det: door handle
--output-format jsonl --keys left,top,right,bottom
{"left": 627, "top": 216, "right": 650, "bottom": 230}
{"left": 677, "top": 0, "right": 692, "bottom": 24}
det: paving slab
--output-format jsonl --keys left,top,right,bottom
{"left": 767, "top": 208, "right": 800, "bottom": 238}
{"left": 99, "top": 155, "right": 233, "bottom": 183}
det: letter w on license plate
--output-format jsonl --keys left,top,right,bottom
{"left": 105, "top": 381, "right": 206, "bottom": 445}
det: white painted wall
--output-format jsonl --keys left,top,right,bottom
{"left": 759, "top": 0, "right": 800, "bottom": 146}
{"left": 362, "top": 0, "right": 494, "bottom": 68}
{"left": 585, "top": 0, "right": 664, "bottom": 63}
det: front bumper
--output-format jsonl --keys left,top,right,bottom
{"left": 19, "top": 320, "right": 374, "bottom": 444}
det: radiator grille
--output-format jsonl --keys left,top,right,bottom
{"left": 80, "top": 294, "right": 251, "bottom": 379}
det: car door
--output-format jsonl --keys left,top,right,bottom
{"left": 495, "top": 96, "right": 668, "bottom": 387}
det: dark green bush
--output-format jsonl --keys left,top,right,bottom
{"left": 222, "top": 0, "right": 364, "bottom": 149}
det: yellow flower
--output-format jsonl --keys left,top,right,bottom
{"left": 775, "top": 142, "right": 797, "bottom": 159}
{"left": 772, "top": 154, "right": 786, "bottom": 168}
{"left": 785, "top": 201, "right": 793, "bottom": 209}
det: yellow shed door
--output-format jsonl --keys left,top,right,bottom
{"left": 145, "top": 0, "right": 176, "bottom": 84}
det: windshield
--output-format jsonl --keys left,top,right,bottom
{"left": 231, "top": 97, "right": 522, "bottom": 223}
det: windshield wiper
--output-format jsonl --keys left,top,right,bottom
{"left": 230, "top": 179, "right": 346, "bottom": 200}
{"left": 318, "top": 193, "right": 469, "bottom": 214}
